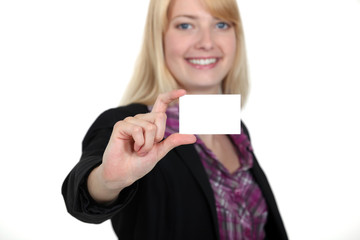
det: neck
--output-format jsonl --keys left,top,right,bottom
{"left": 198, "top": 134, "right": 223, "bottom": 146}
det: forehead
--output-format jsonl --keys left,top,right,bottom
{"left": 168, "top": 0, "right": 209, "bottom": 18}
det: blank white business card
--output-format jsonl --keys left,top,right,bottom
{"left": 179, "top": 94, "right": 241, "bottom": 134}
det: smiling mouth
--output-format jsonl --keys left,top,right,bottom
{"left": 187, "top": 58, "right": 218, "bottom": 66}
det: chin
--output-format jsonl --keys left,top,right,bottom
{"left": 183, "top": 85, "right": 222, "bottom": 94}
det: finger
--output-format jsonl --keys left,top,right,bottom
{"left": 134, "top": 112, "right": 167, "bottom": 142}
{"left": 113, "top": 121, "right": 145, "bottom": 152}
{"left": 124, "top": 117, "right": 158, "bottom": 155}
{"left": 155, "top": 133, "right": 196, "bottom": 160}
{"left": 151, "top": 89, "right": 186, "bottom": 113}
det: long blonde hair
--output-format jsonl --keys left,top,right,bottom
{"left": 121, "top": 0, "right": 249, "bottom": 107}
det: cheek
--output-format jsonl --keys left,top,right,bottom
{"left": 164, "top": 34, "right": 184, "bottom": 80}
{"left": 164, "top": 35, "right": 178, "bottom": 66}
{"left": 225, "top": 34, "right": 237, "bottom": 56}
{"left": 164, "top": 32, "right": 189, "bottom": 62}
{"left": 223, "top": 36, "right": 237, "bottom": 65}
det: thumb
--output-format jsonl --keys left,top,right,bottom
{"left": 156, "top": 133, "right": 196, "bottom": 159}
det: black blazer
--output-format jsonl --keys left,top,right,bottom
{"left": 62, "top": 104, "right": 288, "bottom": 240}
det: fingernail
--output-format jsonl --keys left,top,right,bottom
{"left": 137, "top": 151, "right": 147, "bottom": 157}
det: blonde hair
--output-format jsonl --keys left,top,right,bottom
{"left": 121, "top": 0, "right": 249, "bottom": 107}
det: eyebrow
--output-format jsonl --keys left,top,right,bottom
{"left": 172, "top": 15, "right": 198, "bottom": 20}
{"left": 171, "top": 14, "right": 222, "bottom": 22}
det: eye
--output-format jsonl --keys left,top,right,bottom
{"left": 216, "top": 22, "right": 230, "bottom": 29}
{"left": 176, "top": 23, "right": 192, "bottom": 30}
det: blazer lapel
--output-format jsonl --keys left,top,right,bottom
{"left": 174, "top": 144, "right": 220, "bottom": 239}
{"left": 131, "top": 103, "right": 220, "bottom": 238}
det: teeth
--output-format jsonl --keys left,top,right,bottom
{"left": 188, "top": 58, "right": 216, "bottom": 65}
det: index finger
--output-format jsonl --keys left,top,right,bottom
{"left": 151, "top": 89, "right": 186, "bottom": 113}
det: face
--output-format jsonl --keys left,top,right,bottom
{"left": 164, "top": 0, "right": 237, "bottom": 94}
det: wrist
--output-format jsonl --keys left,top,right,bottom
{"left": 87, "top": 165, "right": 122, "bottom": 204}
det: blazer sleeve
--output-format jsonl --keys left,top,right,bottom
{"left": 61, "top": 105, "right": 146, "bottom": 223}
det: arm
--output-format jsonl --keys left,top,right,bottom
{"left": 86, "top": 89, "right": 196, "bottom": 204}
{"left": 62, "top": 90, "right": 196, "bottom": 223}
{"left": 61, "top": 110, "right": 133, "bottom": 223}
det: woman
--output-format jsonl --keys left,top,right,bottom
{"left": 62, "top": 0, "right": 288, "bottom": 239}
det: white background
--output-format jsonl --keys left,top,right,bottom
{"left": 0, "top": 0, "right": 359, "bottom": 239}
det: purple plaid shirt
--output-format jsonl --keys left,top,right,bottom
{"left": 149, "top": 104, "right": 268, "bottom": 240}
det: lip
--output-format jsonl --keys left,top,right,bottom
{"left": 185, "top": 57, "right": 220, "bottom": 69}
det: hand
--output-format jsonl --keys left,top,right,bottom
{"left": 88, "top": 89, "right": 196, "bottom": 203}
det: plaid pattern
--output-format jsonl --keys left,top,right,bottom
{"left": 150, "top": 104, "right": 268, "bottom": 240}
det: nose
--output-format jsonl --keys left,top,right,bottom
{"left": 195, "top": 28, "right": 214, "bottom": 50}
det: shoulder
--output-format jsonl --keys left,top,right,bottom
{"left": 82, "top": 103, "right": 149, "bottom": 148}
{"left": 88, "top": 103, "right": 149, "bottom": 131}
{"left": 241, "top": 121, "right": 252, "bottom": 141}
{"left": 91, "top": 103, "right": 149, "bottom": 129}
